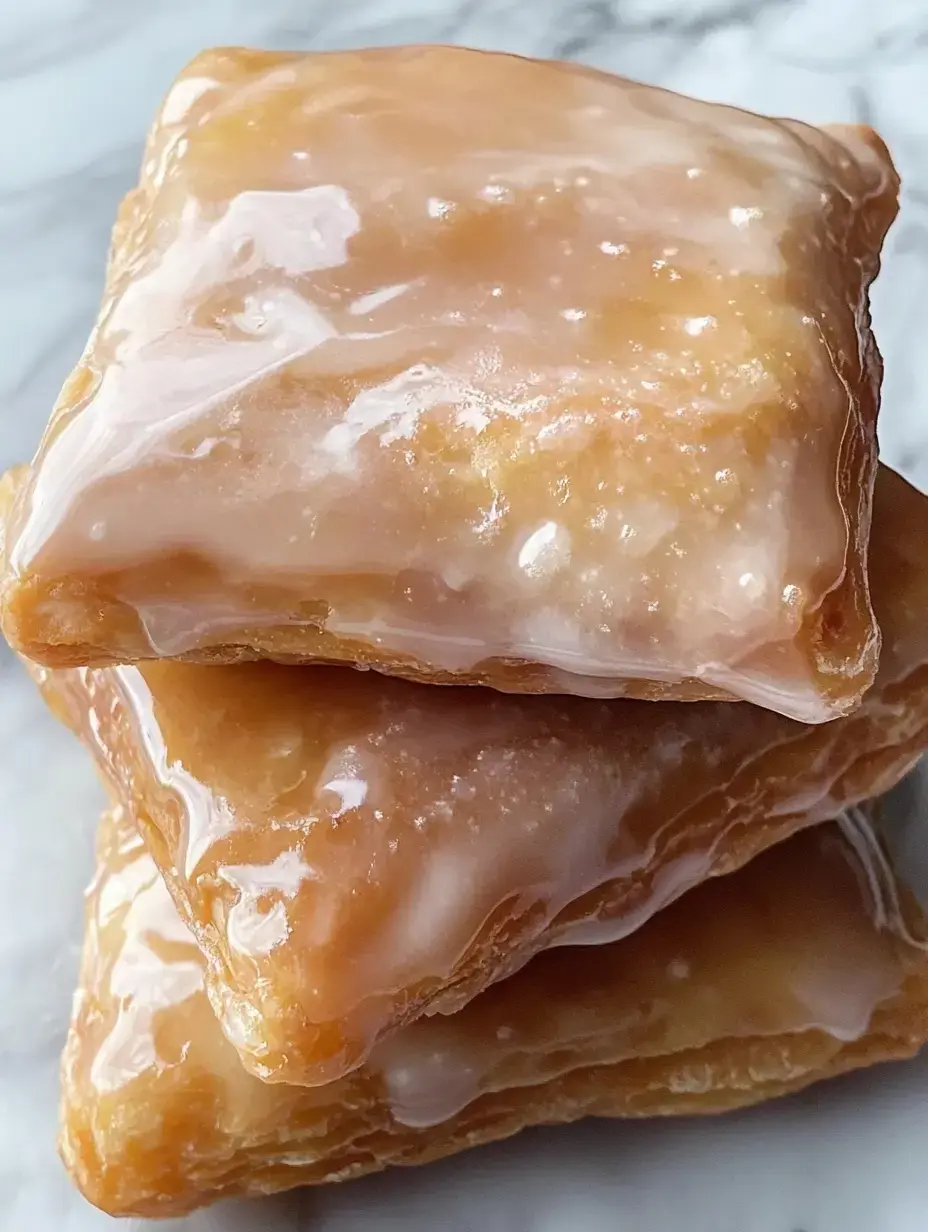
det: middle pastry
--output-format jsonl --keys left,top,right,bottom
{"left": 32, "top": 466, "right": 928, "bottom": 1087}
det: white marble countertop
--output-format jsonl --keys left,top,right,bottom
{"left": 2, "top": 2, "right": 928, "bottom": 1229}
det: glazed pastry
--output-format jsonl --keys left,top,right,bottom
{"left": 32, "top": 467, "right": 928, "bottom": 1087}
{"left": 60, "top": 805, "right": 928, "bottom": 1218}
{"left": 0, "top": 46, "right": 899, "bottom": 721}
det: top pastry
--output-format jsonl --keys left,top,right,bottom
{"left": 0, "top": 47, "right": 898, "bottom": 720}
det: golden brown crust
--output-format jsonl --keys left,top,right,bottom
{"left": 60, "top": 998, "right": 928, "bottom": 1218}
{"left": 2, "top": 576, "right": 736, "bottom": 699}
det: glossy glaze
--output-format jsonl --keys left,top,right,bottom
{"left": 36, "top": 468, "right": 928, "bottom": 1086}
{"left": 0, "top": 46, "right": 899, "bottom": 719}
{"left": 59, "top": 807, "right": 928, "bottom": 1218}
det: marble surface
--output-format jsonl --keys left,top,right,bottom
{"left": 2, "top": 1, "right": 928, "bottom": 1229}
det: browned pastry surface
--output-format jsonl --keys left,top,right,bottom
{"left": 60, "top": 808, "right": 928, "bottom": 1218}
{"left": 0, "top": 46, "right": 899, "bottom": 720}
{"left": 30, "top": 466, "right": 928, "bottom": 1087}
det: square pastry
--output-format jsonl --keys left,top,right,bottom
{"left": 0, "top": 47, "right": 899, "bottom": 720}
{"left": 32, "top": 468, "right": 928, "bottom": 1086}
{"left": 60, "top": 805, "right": 928, "bottom": 1218}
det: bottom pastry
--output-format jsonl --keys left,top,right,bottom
{"left": 61, "top": 806, "right": 928, "bottom": 1218}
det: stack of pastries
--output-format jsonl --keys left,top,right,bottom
{"left": 2, "top": 44, "right": 928, "bottom": 1219}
